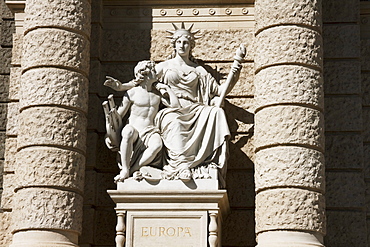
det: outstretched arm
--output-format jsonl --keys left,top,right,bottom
{"left": 104, "top": 76, "right": 141, "bottom": 91}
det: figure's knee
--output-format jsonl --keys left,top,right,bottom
{"left": 121, "top": 125, "right": 137, "bottom": 140}
{"left": 147, "top": 134, "right": 163, "bottom": 155}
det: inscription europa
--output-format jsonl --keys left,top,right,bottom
{"left": 141, "top": 227, "right": 192, "bottom": 237}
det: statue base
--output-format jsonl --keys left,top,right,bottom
{"left": 108, "top": 177, "right": 229, "bottom": 247}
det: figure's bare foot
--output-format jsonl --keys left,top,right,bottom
{"left": 178, "top": 168, "right": 192, "bottom": 182}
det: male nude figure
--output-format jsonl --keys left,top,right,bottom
{"left": 103, "top": 60, "right": 179, "bottom": 182}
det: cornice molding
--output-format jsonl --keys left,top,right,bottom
{"left": 5, "top": 0, "right": 25, "bottom": 13}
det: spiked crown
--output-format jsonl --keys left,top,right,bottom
{"left": 166, "top": 22, "right": 202, "bottom": 40}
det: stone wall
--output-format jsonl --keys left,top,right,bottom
{"left": 0, "top": 0, "right": 14, "bottom": 246}
{"left": 322, "top": 0, "right": 368, "bottom": 246}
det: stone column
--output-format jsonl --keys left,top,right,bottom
{"left": 10, "top": 1, "right": 91, "bottom": 246}
{"left": 254, "top": 1, "right": 325, "bottom": 246}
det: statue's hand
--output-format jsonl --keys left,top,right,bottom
{"left": 104, "top": 76, "right": 121, "bottom": 90}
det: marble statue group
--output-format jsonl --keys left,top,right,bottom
{"left": 103, "top": 23, "right": 245, "bottom": 187}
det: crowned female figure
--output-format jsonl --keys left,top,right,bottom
{"left": 154, "top": 23, "right": 245, "bottom": 187}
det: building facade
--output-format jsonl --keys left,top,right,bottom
{"left": 0, "top": 0, "right": 369, "bottom": 246}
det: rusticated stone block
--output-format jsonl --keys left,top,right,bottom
{"left": 16, "top": 147, "right": 85, "bottom": 192}
{"left": 21, "top": 68, "right": 89, "bottom": 112}
{"left": 222, "top": 209, "right": 256, "bottom": 247}
{"left": 326, "top": 171, "right": 365, "bottom": 208}
{"left": 324, "top": 60, "right": 361, "bottom": 95}
{"left": 0, "top": 75, "right": 9, "bottom": 101}
{"left": 9, "top": 66, "right": 21, "bottom": 100}
{"left": 150, "top": 29, "right": 254, "bottom": 62}
{"left": 255, "top": 106, "right": 324, "bottom": 150}
{"left": 0, "top": 0, "right": 13, "bottom": 18}
{"left": 324, "top": 96, "right": 362, "bottom": 132}
{"left": 255, "top": 146, "right": 324, "bottom": 191}
{"left": 12, "top": 188, "right": 83, "bottom": 233}
{"left": 0, "top": 103, "right": 7, "bottom": 131}
{"left": 4, "top": 137, "right": 17, "bottom": 172}
{"left": 0, "top": 19, "right": 15, "bottom": 46}
{"left": 87, "top": 94, "right": 105, "bottom": 132}
{"left": 6, "top": 102, "right": 19, "bottom": 136}
{"left": 362, "top": 72, "right": 370, "bottom": 106}
{"left": 0, "top": 211, "right": 12, "bottom": 246}
{"left": 255, "top": 0, "right": 321, "bottom": 32}
{"left": 101, "top": 29, "right": 151, "bottom": 62}
{"left": 24, "top": 0, "right": 91, "bottom": 36}
{"left": 255, "top": 65, "right": 323, "bottom": 110}
{"left": 1, "top": 173, "right": 16, "bottom": 208}
{"left": 83, "top": 170, "right": 96, "bottom": 205}
{"left": 226, "top": 170, "right": 255, "bottom": 208}
{"left": 0, "top": 160, "right": 3, "bottom": 186}
{"left": 225, "top": 98, "right": 255, "bottom": 133}
{"left": 0, "top": 47, "right": 11, "bottom": 74}
{"left": 255, "top": 26, "right": 322, "bottom": 71}
{"left": 0, "top": 131, "right": 4, "bottom": 159}
{"left": 364, "top": 144, "right": 370, "bottom": 179}
{"left": 364, "top": 107, "right": 370, "bottom": 142}
{"left": 323, "top": 24, "right": 360, "bottom": 58}
{"left": 325, "top": 133, "right": 363, "bottom": 169}
{"left": 94, "top": 208, "right": 116, "bottom": 245}
{"left": 361, "top": 39, "right": 370, "bottom": 71}
{"left": 228, "top": 133, "right": 254, "bottom": 169}
{"left": 325, "top": 210, "right": 367, "bottom": 247}
{"left": 322, "top": 0, "right": 359, "bottom": 23}
{"left": 255, "top": 188, "right": 325, "bottom": 234}
{"left": 22, "top": 28, "right": 90, "bottom": 73}
{"left": 18, "top": 107, "right": 87, "bottom": 152}
{"left": 11, "top": 33, "right": 23, "bottom": 66}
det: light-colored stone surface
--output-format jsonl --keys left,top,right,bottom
{"left": 16, "top": 147, "right": 85, "bottom": 192}
{"left": 6, "top": 102, "right": 19, "bottom": 136}
{"left": 325, "top": 133, "right": 363, "bottom": 169}
{"left": 324, "top": 96, "right": 362, "bottom": 132}
{"left": 255, "top": 106, "right": 324, "bottom": 150}
{"left": 255, "top": 65, "right": 323, "bottom": 109}
{"left": 323, "top": 24, "right": 360, "bottom": 58}
{"left": 1, "top": 172, "right": 15, "bottom": 209}
{"left": 12, "top": 188, "right": 83, "bottom": 233}
{"left": 18, "top": 107, "right": 87, "bottom": 152}
{"left": 0, "top": 132, "right": 4, "bottom": 158}
{"left": 324, "top": 60, "right": 361, "bottom": 95}
{"left": 24, "top": 0, "right": 91, "bottom": 36}
{"left": 256, "top": 231, "right": 324, "bottom": 247}
{"left": 322, "top": 0, "right": 359, "bottom": 23}
{"left": 255, "top": 0, "right": 321, "bottom": 32}
{"left": 9, "top": 67, "right": 21, "bottom": 100}
{"left": 325, "top": 211, "right": 367, "bottom": 247}
{"left": 255, "top": 188, "right": 325, "bottom": 234}
{"left": 21, "top": 68, "right": 89, "bottom": 112}
{"left": 255, "top": 146, "right": 325, "bottom": 191}
{"left": 11, "top": 33, "right": 22, "bottom": 65}
{"left": 255, "top": 26, "right": 322, "bottom": 71}
{"left": 4, "top": 137, "right": 17, "bottom": 172}
{"left": 22, "top": 28, "right": 89, "bottom": 72}
{"left": 102, "top": 29, "right": 254, "bottom": 62}
{"left": 326, "top": 171, "right": 365, "bottom": 208}
{"left": 0, "top": 211, "right": 12, "bottom": 246}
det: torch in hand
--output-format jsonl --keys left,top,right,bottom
{"left": 215, "top": 44, "right": 246, "bottom": 108}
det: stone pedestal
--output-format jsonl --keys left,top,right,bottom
{"left": 108, "top": 179, "right": 229, "bottom": 247}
